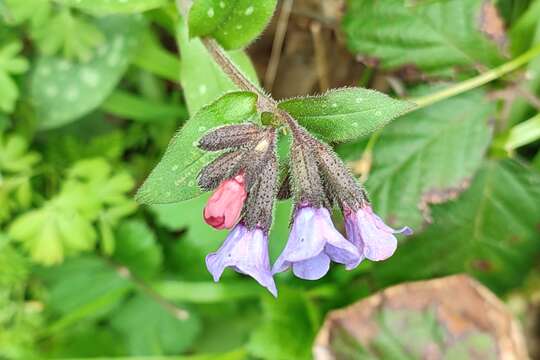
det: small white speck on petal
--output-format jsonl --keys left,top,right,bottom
{"left": 207, "top": 7, "right": 215, "bottom": 17}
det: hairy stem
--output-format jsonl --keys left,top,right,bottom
{"left": 201, "top": 38, "right": 277, "bottom": 113}
{"left": 412, "top": 43, "right": 540, "bottom": 109}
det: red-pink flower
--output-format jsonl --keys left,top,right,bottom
{"left": 203, "top": 173, "right": 247, "bottom": 229}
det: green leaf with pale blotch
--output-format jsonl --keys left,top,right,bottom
{"left": 342, "top": 0, "right": 505, "bottom": 75}
{"left": 340, "top": 87, "right": 493, "bottom": 230}
{"left": 31, "top": 15, "right": 144, "bottom": 129}
{"left": 188, "top": 0, "right": 277, "bottom": 49}
{"left": 136, "top": 91, "right": 258, "bottom": 204}
{"left": 279, "top": 88, "right": 415, "bottom": 142}
{"left": 111, "top": 294, "right": 201, "bottom": 355}
{"left": 177, "top": 18, "right": 259, "bottom": 114}
{"left": 54, "top": 0, "right": 167, "bottom": 15}
{"left": 374, "top": 160, "right": 540, "bottom": 293}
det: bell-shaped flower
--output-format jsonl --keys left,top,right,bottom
{"left": 273, "top": 206, "right": 360, "bottom": 280}
{"left": 206, "top": 223, "right": 277, "bottom": 297}
{"left": 203, "top": 173, "right": 247, "bottom": 229}
{"left": 344, "top": 205, "right": 412, "bottom": 265}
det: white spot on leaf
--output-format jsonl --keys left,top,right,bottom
{"left": 80, "top": 68, "right": 100, "bottom": 87}
{"left": 66, "top": 87, "right": 80, "bottom": 101}
{"left": 245, "top": 6, "right": 254, "bottom": 15}
{"left": 45, "top": 85, "right": 58, "bottom": 97}
{"left": 207, "top": 7, "right": 215, "bottom": 17}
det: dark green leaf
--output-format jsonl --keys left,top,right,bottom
{"left": 342, "top": 0, "right": 505, "bottom": 75}
{"left": 279, "top": 88, "right": 415, "bottom": 142}
{"left": 358, "top": 87, "right": 494, "bottom": 230}
{"left": 136, "top": 91, "right": 258, "bottom": 204}
{"left": 188, "top": 0, "right": 277, "bottom": 49}
{"left": 111, "top": 294, "right": 201, "bottom": 355}
{"left": 248, "top": 288, "right": 319, "bottom": 360}
{"left": 375, "top": 159, "right": 540, "bottom": 293}
{"left": 113, "top": 220, "right": 162, "bottom": 279}
{"left": 41, "top": 256, "right": 132, "bottom": 334}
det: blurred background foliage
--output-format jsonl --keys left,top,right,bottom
{"left": 1, "top": 0, "right": 540, "bottom": 359}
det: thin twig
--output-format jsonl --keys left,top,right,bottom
{"left": 264, "top": 0, "right": 294, "bottom": 91}
{"left": 107, "top": 259, "right": 190, "bottom": 320}
{"left": 310, "top": 21, "right": 330, "bottom": 92}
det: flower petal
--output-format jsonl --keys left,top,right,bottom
{"left": 292, "top": 252, "right": 331, "bottom": 280}
{"left": 206, "top": 224, "right": 277, "bottom": 296}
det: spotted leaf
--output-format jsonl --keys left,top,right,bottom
{"left": 136, "top": 91, "right": 258, "bottom": 204}
{"left": 30, "top": 15, "right": 144, "bottom": 129}
{"left": 188, "top": 0, "right": 277, "bottom": 50}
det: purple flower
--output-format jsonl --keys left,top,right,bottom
{"left": 272, "top": 206, "right": 360, "bottom": 280}
{"left": 206, "top": 223, "right": 277, "bottom": 297}
{"left": 344, "top": 205, "right": 412, "bottom": 265}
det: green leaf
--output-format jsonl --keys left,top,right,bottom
{"left": 156, "top": 280, "right": 263, "bottom": 303}
{"left": 177, "top": 18, "right": 259, "bottom": 114}
{"left": 0, "top": 41, "right": 29, "bottom": 113}
{"left": 188, "top": 0, "right": 277, "bottom": 50}
{"left": 279, "top": 88, "right": 415, "bottom": 142}
{"left": 8, "top": 199, "right": 97, "bottom": 265}
{"left": 508, "top": 5, "right": 540, "bottom": 126}
{"left": 41, "top": 256, "right": 132, "bottom": 333}
{"left": 111, "top": 294, "right": 201, "bottom": 355}
{"left": 350, "top": 87, "right": 494, "bottom": 230}
{"left": 31, "top": 15, "right": 144, "bottom": 129}
{"left": 0, "top": 235, "right": 28, "bottom": 287}
{"left": 132, "top": 30, "right": 182, "bottom": 82}
{"left": 55, "top": 0, "right": 167, "bottom": 15}
{"left": 32, "top": 9, "right": 105, "bottom": 62}
{"left": 113, "top": 220, "right": 162, "bottom": 279}
{"left": 342, "top": 0, "right": 504, "bottom": 75}
{"left": 3, "top": 0, "right": 49, "bottom": 26}
{"left": 136, "top": 91, "right": 258, "bottom": 204}
{"left": 102, "top": 90, "right": 188, "bottom": 122}
{"left": 374, "top": 159, "right": 540, "bottom": 293}
{"left": 0, "top": 134, "right": 40, "bottom": 174}
{"left": 248, "top": 288, "right": 319, "bottom": 360}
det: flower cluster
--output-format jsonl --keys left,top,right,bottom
{"left": 197, "top": 121, "right": 411, "bottom": 297}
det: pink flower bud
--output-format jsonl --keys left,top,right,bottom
{"left": 203, "top": 173, "right": 247, "bottom": 229}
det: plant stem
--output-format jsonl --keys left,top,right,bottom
{"left": 412, "top": 44, "right": 540, "bottom": 109}
{"left": 107, "top": 258, "right": 190, "bottom": 320}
